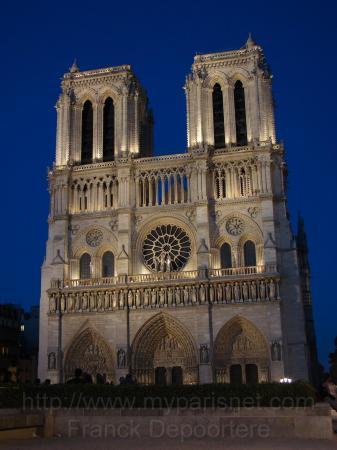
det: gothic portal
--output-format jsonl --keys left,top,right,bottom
{"left": 39, "top": 36, "right": 318, "bottom": 385}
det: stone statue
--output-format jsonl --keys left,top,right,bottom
{"left": 167, "top": 288, "right": 173, "bottom": 305}
{"left": 234, "top": 283, "right": 240, "bottom": 302}
{"left": 242, "top": 282, "right": 249, "bottom": 302}
{"left": 89, "top": 292, "right": 95, "bottom": 310}
{"left": 191, "top": 286, "right": 197, "bottom": 304}
{"left": 160, "top": 251, "right": 166, "bottom": 272}
{"left": 209, "top": 285, "right": 214, "bottom": 303}
{"left": 183, "top": 286, "right": 189, "bottom": 304}
{"left": 143, "top": 289, "right": 149, "bottom": 307}
{"left": 119, "top": 290, "right": 125, "bottom": 308}
{"left": 128, "top": 290, "right": 133, "bottom": 308}
{"left": 112, "top": 291, "right": 117, "bottom": 309}
{"left": 151, "top": 289, "right": 157, "bottom": 306}
{"left": 49, "top": 295, "right": 56, "bottom": 313}
{"left": 60, "top": 294, "right": 66, "bottom": 312}
{"left": 135, "top": 290, "right": 141, "bottom": 308}
{"left": 251, "top": 281, "right": 257, "bottom": 301}
{"left": 117, "top": 349, "right": 126, "bottom": 368}
{"left": 200, "top": 344, "right": 209, "bottom": 364}
{"left": 97, "top": 292, "right": 103, "bottom": 310}
{"left": 104, "top": 291, "right": 110, "bottom": 309}
{"left": 68, "top": 294, "right": 74, "bottom": 312}
{"left": 175, "top": 287, "right": 181, "bottom": 305}
{"left": 166, "top": 255, "right": 171, "bottom": 272}
{"left": 159, "top": 288, "right": 165, "bottom": 306}
{"left": 269, "top": 280, "right": 276, "bottom": 301}
{"left": 82, "top": 292, "right": 88, "bottom": 310}
{"left": 260, "top": 281, "right": 266, "bottom": 301}
{"left": 217, "top": 284, "right": 222, "bottom": 303}
{"left": 48, "top": 352, "right": 56, "bottom": 370}
{"left": 199, "top": 285, "right": 206, "bottom": 303}
{"left": 225, "top": 284, "right": 232, "bottom": 302}
{"left": 75, "top": 293, "right": 80, "bottom": 311}
{"left": 271, "top": 341, "right": 282, "bottom": 361}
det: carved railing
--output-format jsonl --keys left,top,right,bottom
{"left": 209, "top": 264, "right": 277, "bottom": 277}
{"left": 48, "top": 275, "right": 280, "bottom": 315}
{"left": 55, "top": 265, "right": 278, "bottom": 290}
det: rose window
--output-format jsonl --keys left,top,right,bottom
{"left": 142, "top": 225, "right": 191, "bottom": 272}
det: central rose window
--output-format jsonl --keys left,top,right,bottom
{"left": 142, "top": 225, "right": 191, "bottom": 272}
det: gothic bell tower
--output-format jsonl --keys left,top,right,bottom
{"left": 184, "top": 34, "right": 275, "bottom": 150}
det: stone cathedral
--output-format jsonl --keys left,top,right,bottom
{"left": 39, "top": 36, "right": 318, "bottom": 386}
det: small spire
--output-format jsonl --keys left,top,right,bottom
{"left": 70, "top": 59, "right": 79, "bottom": 73}
{"left": 246, "top": 33, "right": 256, "bottom": 49}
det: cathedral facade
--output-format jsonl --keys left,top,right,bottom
{"left": 39, "top": 37, "right": 317, "bottom": 385}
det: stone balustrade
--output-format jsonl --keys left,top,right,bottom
{"left": 54, "top": 265, "right": 277, "bottom": 291}
{"left": 48, "top": 275, "right": 280, "bottom": 314}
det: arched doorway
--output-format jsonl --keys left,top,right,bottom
{"left": 64, "top": 327, "right": 115, "bottom": 383}
{"left": 132, "top": 313, "right": 198, "bottom": 385}
{"left": 214, "top": 316, "right": 270, "bottom": 384}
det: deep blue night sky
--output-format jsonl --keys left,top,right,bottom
{"left": 1, "top": 1, "right": 336, "bottom": 368}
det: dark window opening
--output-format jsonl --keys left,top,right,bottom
{"left": 80, "top": 253, "right": 91, "bottom": 279}
{"left": 234, "top": 81, "right": 248, "bottom": 146}
{"left": 243, "top": 240, "right": 256, "bottom": 267}
{"left": 103, "top": 97, "right": 115, "bottom": 161}
{"left": 212, "top": 83, "right": 225, "bottom": 148}
{"left": 220, "top": 243, "right": 232, "bottom": 269}
{"left": 81, "top": 100, "right": 93, "bottom": 164}
{"left": 102, "top": 251, "right": 114, "bottom": 278}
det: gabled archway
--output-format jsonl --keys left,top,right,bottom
{"left": 64, "top": 327, "right": 115, "bottom": 383}
{"left": 131, "top": 313, "right": 198, "bottom": 385}
{"left": 214, "top": 316, "right": 270, "bottom": 383}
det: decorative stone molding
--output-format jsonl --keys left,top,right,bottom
{"left": 48, "top": 276, "right": 280, "bottom": 314}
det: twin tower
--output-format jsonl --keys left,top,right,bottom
{"left": 55, "top": 35, "right": 275, "bottom": 167}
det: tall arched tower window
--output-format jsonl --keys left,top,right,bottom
{"left": 220, "top": 243, "right": 232, "bottom": 269}
{"left": 103, "top": 97, "right": 115, "bottom": 161}
{"left": 80, "top": 253, "right": 91, "bottom": 279}
{"left": 243, "top": 240, "right": 256, "bottom": 267}
{"left": 234, "top": 81, "right": 248, "bottom": 146}
{"left": 102, "top": 251, "right": 114, "bottom": 277}
{"left": 212, "top": 83, "right": 225, "bottom": 148}
{"left": 81, "top": 100, "right": 93, "bottom": 164}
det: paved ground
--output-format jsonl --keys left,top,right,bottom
{"left": 2, "top": 436, "right": 337, "bottom": 449}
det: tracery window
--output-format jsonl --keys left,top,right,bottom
{"left": 102, "top": 251, "right": 114, "bottom": 277}
{"left": 243, "top": 240, "right": 256, "bottom": 267}
{"left": 80, "top": 253, "right": 91, "bottom": 279}
{"left": 220, "top": 243, "right": 232, "bottom": 269}
{"left": 212, "top": 83, "right": 225, "bottom": 148}
{"left": 143, "top": 225, "right": 191, "bottom": 272}
{"left": 234, "top": 81, "right": 248, "bottom": 146}
{"left": 81, "top": 100, "right": 93, "bottom": 164}
{"left": 103, "top": 97, "right": 115, "bottom": 161}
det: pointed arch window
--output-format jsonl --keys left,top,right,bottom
{"left": 103, "top": 97, "right": 115, "bottom": 161}
{"left": 81, "top": 100, "right": 93, "bottom": 164}
{"left": 234, "top": 81, "right": 248, "bottom": 146}
{"left": 80, "top": 253, "right": 91, "bottom": 279}
{"left": 212, "top": 83, "right": 225, "bottom": 148}
{"left": 102, "top": 251, "right": 114, "bottom": 277}
{"left": 220, "top": 243, "right": 232, "bottom": 269}
{"left": 243, "top": 240, "right": 256, "bottom": 267}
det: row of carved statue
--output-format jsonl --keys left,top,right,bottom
{"left": 48, "top": 279, "right": 280, "bottom": 313}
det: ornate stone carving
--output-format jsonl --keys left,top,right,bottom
{"left": 226, "top": 217, "right": 244, "bottom": 236}
{"left": 142, "top": 224, "right": 191, "bottom": 272}
{"left": 48, "top": 352, "right": 56, "bottom": 370}
{"left": 86, "top": 229, "right": 103, "bottom": 247}
{"left": 271, "top": 341, "right": 282, "bottom": 361}
{"left": 117, "top": 348, "right": 126, "bottom": 368}
{"left": 200, "top": 344, "right": 209, "bottom": 364}
{"left": 48, "top": 278, "right": 279, "bottom": 314}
